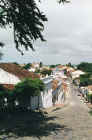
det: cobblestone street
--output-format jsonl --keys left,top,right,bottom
{"left": 47, "top": 88, "right": 92, "bottom": 140}
{"left": 37, "top": 84, "right": 92, "bottom": 140}
{"left": 1, "top": 84, "right": 92, "bottom": 140}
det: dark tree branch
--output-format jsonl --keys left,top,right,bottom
{"left": 0, "top": 0, "right": 47, "bottom": 54}
{"left": 0, "top": 0, "right": 70, "bottom": 54}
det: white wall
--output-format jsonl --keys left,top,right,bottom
{"left": 40, "top": 89, "right": 53, "bottom": 108}
{"left": 55, "top": 91, "right": 65, "bottom": 105}
{"left": 29, "top": 68, "right": 36, "bottom": 72}
{"left": 0, "top": 68, "right": 21, "bottom": 84}
{"left": 30, "top": 84, "right": 66, "bottom": 109}
{"left": 30, "top": 89, "right": 53, "bottom": 109}
{"left": 30, "top": 81, "right": 66, "bottom": 109}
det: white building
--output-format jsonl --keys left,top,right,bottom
{"left": 0, "top": 68, "right": 21, "bottom": 84}
{"left": 0, "top": 63, "right": 39, "bottom": 85}
{"left": 0, "top": 63, "right": 65, "bottom": 110}
{"left": 28, "top": 68, "right": 36, "bottom": 72}
{"left": 71, "top": 70, "right": 85, "bottom": 80}
{"left": 30, "top": 76, "right": 65, "bottom": 109}
{"left": 32, "top": 63, "right": 40, "bottom": 69}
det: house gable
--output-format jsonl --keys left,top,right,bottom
{"left": 0, "top": 68, "right": 20, "bottom": 84}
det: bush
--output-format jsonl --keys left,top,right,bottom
{"left": 14, "top": 78, "right": 45, "bottom": 109}
{"left": 35, "top": 69, "right": 40, "bottom": 73}
{"left": 77, "top": 62, "right": 92, "bottom": 73}
{"left": 79, "top": 74, "right": 92, "bottom": 87}
{"left": 0, "top": 78, "right": 45, "bottom": 112}
{"left": 0, "top": 85, "right": 14, "bottom": 111}
{"left": 41, "top": 69, "right": 52, "bottom": 76}
{"left": 87, "top": 94, "right": 92, "bottom": 104}
{"left": 23, "top": 63, "right": 31, "bottom": 70}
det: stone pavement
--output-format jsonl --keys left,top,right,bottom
{"left": 38, "top": 85, "right": 92, "bottom": 140}
{"left": 1, "top": 84, "right": 92, "bottom": 140}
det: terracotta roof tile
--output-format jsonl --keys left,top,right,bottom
{"left": 57, "top": 65, "right": 63, "bottom": 68}
{"left": 0, "top": 63, "right": 39, "bottom": 80}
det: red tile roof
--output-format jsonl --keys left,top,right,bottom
{"left": 0, "top": 63, "right": 40, "bottom": 80}
{"left": 57, "top": 65, "right": 63, "bottom": 69}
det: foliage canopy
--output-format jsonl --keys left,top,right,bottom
{"left": 23, "top": 63, "right": 31, "bottom": 70}
{"left": 14, "top": 78, "right": 45, "bottom": 107}
{"left": 0, "top": 78, "right": 45, "bottom": 111}
{"left": 79, "top": 74, "right": 92, "bottom": 87}
{"left": 14, "top": 78, "right": 45, "bottom": 97}
{"left": 41, "top": 69, "right": 52, "bottom": 76}
{"left": 77, "top": 63, "right": 92, "bottom": 87}
{"left": 77, "top": 62, "right": 92, "bottom": 73}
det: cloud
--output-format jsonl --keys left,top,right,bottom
{"left": 0, "top": 0, "right": 92, "bottom": 64}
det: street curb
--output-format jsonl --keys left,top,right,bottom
{"left": 42, "top": 100, "right": 69, "bottom": 114}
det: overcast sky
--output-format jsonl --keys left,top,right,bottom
{"left": 0, "top": 0, "right": 92, "bottom": 65}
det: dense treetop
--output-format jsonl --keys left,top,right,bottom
{"left": 77, "top": 62, "right": 92, "bottom": 87}
{"left": 77, "top": 62, "right": 92, "bottom": 73}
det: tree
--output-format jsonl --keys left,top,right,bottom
{"left": 67, "top": 62, "right": 71, "bottom": 67}
{"left": 0, "top": 85, "right": 14, "bottom": 112}
{"left": 50, "top": 65, "right": 57, "bottom": 68}
{"left": 0, "top": 0, "right": 68, "bottom": 54}
{"left": 77, "top": 62, "right": 92, "bottom": 73}
{"left": 50, "top": 64, "right": 61, "bottom": 68}
{"left": 13, "top": 62, "right": 19, "bottom": 65}
{"left": 41, "top": 69, "right": 52, "bottom": 76}
{"left": 0, "top": 0, "right": 47, "bottom": 54}
{"left": 35, "top": 69, "right": 40, "bottom": 73}
{"left": 79, "top": 74, "right": 92, "bottom": 87}
{"left": 14, "top": 78, "right": 45, "bottom": 108}
{"left": 40, "top": 62, "right": 43, "bottom": 68}
{"left": 58, "top": 0, "right": 70, "bottom": 3}
{"left": 23, "top": 63, "right": 31, "bottom": 70}
{"left": 0, "top": 85, "right": 6, "bottom": 111}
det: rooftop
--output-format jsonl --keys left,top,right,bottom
{"left": 0, "top": 63, "right": 39, "bottom": 80}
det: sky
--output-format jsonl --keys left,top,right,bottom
{"left": 0, "top": 0, "right": 92, "bottom": 65}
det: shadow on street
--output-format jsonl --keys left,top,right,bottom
{"left": 0, "top": 111, "right": 72, "bottom": 140}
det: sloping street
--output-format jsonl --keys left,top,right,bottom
{"left": 1, "top": 82, "right": 92, "bottom": 140}
{"left": 44, "top": 83, "right": 92, "bottom": 140}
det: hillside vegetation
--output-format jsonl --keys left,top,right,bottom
{"left": 77, "top": 62, "right": 92, "bottom": 86}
